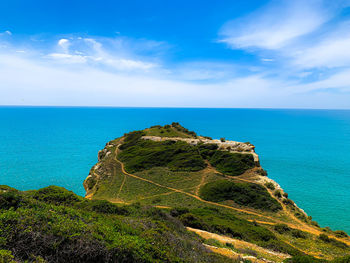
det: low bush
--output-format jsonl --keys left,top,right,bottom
{"left": 208, "top": 151, "right": 256, "bottom": 176}
{"left": 334, "top": 230, "right": 348, "bottom": 238}
{"left": 264, "top": 182, "right": 275, "bottom": 190}
{"left": 199, "top": 180, "right": 282, "bottom": 212}
{"left": 32, "top": 186, "right": 82, "bottom": 205}
{"left": 283, "top": 198, "right": 294, "bottom": 206}
{"left": 274, "top": 190, "right": 282, "bottom": 198}
{"left": 0, "top": 186, "right": 234, "bottom": 263}
{"left": 310, "top": 221, "right": 320, "bottom": 227}
{"left": 119, "top": 139, "right": 206, "bottom": 173}
{"left": 274, "top": 224, "right": 291, "bottom": 234}
{"left": 319, "top": 234, "right": 348, "bottom": 249}
{"left": 0, "top": 190, "right": 23, "bottom": 210}
{"left": 81, "top": 199, "right": 129, "bottom": 215}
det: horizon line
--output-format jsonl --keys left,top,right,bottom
{"left": 1, "top": 104, "right": 350, "bottom": 111}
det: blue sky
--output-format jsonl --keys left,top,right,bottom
{"left": 1, "top": 0, "right": 350, "bottom": 108}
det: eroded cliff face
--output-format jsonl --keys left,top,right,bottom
{"left": 84, "top": 140, "right": 119, "bottom": 198}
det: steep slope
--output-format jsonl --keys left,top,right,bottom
{"left": 84, "top": 123, "right": 350, "bottom": 262}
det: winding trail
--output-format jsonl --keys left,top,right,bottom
{"left": 113, "top": 145, "right": 350, "bottom": 248}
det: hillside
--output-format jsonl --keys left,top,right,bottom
{"left": 83, "top": 123, "right": 350, "bottom": 262}
{"left": 0, "top": 123, "right": 349, "bottom": 262}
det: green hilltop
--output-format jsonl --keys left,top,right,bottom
{"left": 0, "top": 123, "right": 350, "bottom": 262}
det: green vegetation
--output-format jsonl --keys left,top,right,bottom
{"left": 274, "top": 224, "right": 308, "bottom": 239}
{"left": 83, "top": 125, "right": 350, "bottom": 262}
{"left": 144, "top": 123, "right": 197, "bottom": 138}
{"left": 171, "top": 207, "right": 309, "bottom": 257}
{"left": 334, "top": 230, "right": 348, "bottom": 238}
{"left": 207, "top": 151, "right": 255, "bottom": 176}
{"left": 199, "top": 180, "right": 282, "bottom": 212}
{"left": 120, "top": 127, "right": 257, "bottom": 177}
{"left": 318, "top": 234, "right": 348, "bottom": 249}
{"left": 265, "top": 182, "right": 275, "bottom": 190}
{"left": 0, "top": 186, "right": 235, "bottom": 263}
{"left": 119, "top": 136, "right": 206, "bottom": 173}
{"left": 332, "top": 256, "right": 350, "bottom": 263}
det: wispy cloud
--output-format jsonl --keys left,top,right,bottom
{"left": 290, "top": 21, "right": 350, "bottom": 68}
{"left": 219, "top": 0, "right": 331, "bottom": 50}
{"left": 1, "top": 5, "right": 350, "bottom": 110}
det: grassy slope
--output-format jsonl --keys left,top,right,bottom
{"left": 84, "top": 124, "right": 350, "bottom": 261}
{"left": 0, "top": 185, "right": 234, "bottom": 263}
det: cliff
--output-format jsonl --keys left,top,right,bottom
{"left": 83, "top": 123, "right": 350, "bottom": 262}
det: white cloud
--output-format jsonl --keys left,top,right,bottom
{"left": 0, "top": 51, "right": 288, "bottom": 107}
{"left": 47, "top": 53, "right": 87, "bottom": 64}
{"left": 290, "top": 23, "right": 350, "bottom": 68}
{"left": 0, "top": 32, "right": 350, "bottom": 108}
{"left": 219, "top": 0, "right": 329, "bottom": 50}
{"left": 57, "top": 38, "right": 70, "bottom": 52}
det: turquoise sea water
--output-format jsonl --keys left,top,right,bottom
{"left": 0, "top": 107, "right": 349, "bottom": 232}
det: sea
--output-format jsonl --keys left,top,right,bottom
{"left": 0, "top": 106, "right": 349, "bottom": 233}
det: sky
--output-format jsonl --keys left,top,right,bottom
{"left": 1, "top": 0, "right": 350, "bottom": 108}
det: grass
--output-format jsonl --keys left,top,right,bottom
{"left": 199, "top": 179, "right": 282, "bottom": 212}
{"left": 0, "top": 186, "right": 237, "bottom": 263}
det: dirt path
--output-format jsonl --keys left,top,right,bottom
{"left": 117, "top": 171, "right": 126, "bottom": 198}
{"left": 113, "top": 145, "right": 350, "bottom": 247}
{"left": 114, "top": 146, "right": 275, "bottom": 220}
{"left": 187, "top": 227, "right": 291, "bottom": 262}
{"left": 195, "top": 172, "right": 207, "bottom": 196}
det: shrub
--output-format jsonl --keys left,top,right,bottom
{"left": 274, "top": 224, "right": 291, "bottom": 234}
{"left": 295, "top": 212, "right": 307, "bottom": 222}
{"left": 264, "top": 182, "right": 275, "bottom": 190}
{"left": 332, "top": 256, "right": 350, "bottom": 263}
{"left": 119, "top": 131, "right": 145, "bottom": 150}
{"left": 311, "top": 221, "right": 320, "bottom": 227}
{"left": 274, "top": 190, "right": 282, "bottom": 198}
{"left": 208, "top": 151, "right": 256, "bottom": 176}
{"left": 85, "top": 199, "right": 129, "bottom": 215}
{"left": 274, "top": 224, "right": 307, "bottom": 239}
{"left": 199, "top": 180, "right": 282, "bottom": 212}
{"left": 178, "top": 213, "right": 207, "bottom": 229}
{"left": 256, "top": 168, "right": 268, "bottom": 176}
{"left": 319, "top": 234, "right": 348, "bottom": 249}
{"left": 291, "top": 229, "right": 308, "bottom": 239}
{"left": 0, "top": 250, "right": 15, "bottom": 263}
{"left": 170, "top": 207, "right": 190, "bottom": 217}
{"left": 0, "top": 190, "right": 23, "bottom": 210}
{"left": 225, "top": 242, "right": 234, "bottom": 249}
{"left": 220, "top": 138, "right": 226, "bottom": 142}
{"left": 334, "top": 230, "right": 348, "bottom": 238}
{"left": 32, "top": 186, "right": 81, "bottom": 205}
{"left": 119, "top": 139, "right": 206, "bottom": 173}
{"left": 283, "top": 198, "right": 294, "bottom": 206}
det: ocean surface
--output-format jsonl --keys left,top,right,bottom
{"left": 1, "top": 107, "right": 349, "bottom": 232}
